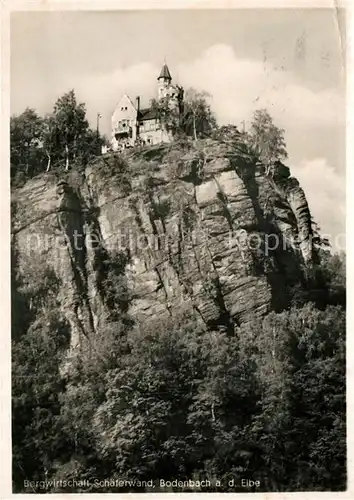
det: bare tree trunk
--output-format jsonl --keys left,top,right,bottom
{"left": 193, "top": 112, "right": 197, "bottom": 141}
{"left": 45, "top": 150, "right": 51, "bottom": 172}
{"left": 211, "top": 401, "right": 215, "bottom": 422}
{"left": 25, "top": 145, "right": 29, "bottom": 175}
{"left": 65, "top": 144, "right": 69, "bottom": 171}
{"left": 265, "top": 161, "right": 273, "bottom": 176}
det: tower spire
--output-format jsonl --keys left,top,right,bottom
{"left": 157, "top": 61, "right": 172, "bottom": 82}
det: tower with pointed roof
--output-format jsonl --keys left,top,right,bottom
{"left": 157, "top": 63, "right": 173, "bottom": 100}
{"left": 110, "top": 62, "right": 184, "bottom": 151}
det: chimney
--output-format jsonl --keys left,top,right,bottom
{"left": 135, "top": 96, "right": 141, "bottom": 142}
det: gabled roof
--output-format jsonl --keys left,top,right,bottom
{"left": 112, "top": 93, "right": 137, "bottom": 114}
{"left": 138, "top": 107, "right": 158, "bottom": 121}
{"left": 158, "top": 63, "right": 172, "bottom": 81}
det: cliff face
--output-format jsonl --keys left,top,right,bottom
{"left": 11, "top": 138, "right": 315, "bottom": 349}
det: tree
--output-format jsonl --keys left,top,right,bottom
{"left": 12, "top": 261, "right": 71, "bottom": 493}
{"left": 211, "top": 124, "right": 242, "bottom": 143}
{"left": 311, "top": 220, "right": 331, "bottom": 253}
{"left": 12, "top": 291, "right": 346, "bottom": 492}
{"left": 10, "top": 108, "right": 44, "bottom": 179}
{"left": 10, "top": 91, "right": 104, "bottom": 180}
{"left": 150, "top": 89, "right": 216, "bottom": 142}
{"left": 79, "top": 128, "right": 106, "bottom": 164}
{"left": 150, "top": 97, "right": 180, "bottom": 135}
{"left": 318, "top": 251, "right": 346, "bottom": 306}
{"left": 247, "top": 109, "right": 288, "bottom": 175}
{"left": 180, "top": 88, "right": 217, "bottom": 140}
{"left": 51, "top": 90, "right": 89, "bottom": 170}
{"left": 42, "top": 114, "right": 58, "bottom": 172}
{"left": 238, "top": 303, "right": 346, "bottom": 491}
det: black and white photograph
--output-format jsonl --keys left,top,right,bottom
{"left": 6, "top": 2, "right": 348, "bottom": 495}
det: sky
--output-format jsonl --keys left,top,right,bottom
{"left": 10, "top": 9, "right": 346, "bottom": 249}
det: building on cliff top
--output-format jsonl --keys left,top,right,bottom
{"left": 111, "top": 63, "right": 184, "bottom": 152}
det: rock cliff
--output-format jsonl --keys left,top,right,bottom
{"left": 11, "top": 138, "right": 316, "bottom": 349}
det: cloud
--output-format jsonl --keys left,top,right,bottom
{"left": 63, "top": 62, "right": 159, "bottom": 135}
{"left": 176, "top": 44, "right": 344, "bottom": 130}
{"left": 291, "top": 158, "right": 346, "bottom": 251}
{"left": 71, "top": 43, "right": 344, "bottom": 138}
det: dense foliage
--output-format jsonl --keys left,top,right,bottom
{"left": 10, "top": 90, "right": 105, "bottom": 186}
{"left": 12, "top": 249, "right": 346, "bottom": 493}
{"left": 247, "top": 108, "right": 288, "bottom": 174}
{"left": 10, "top": 89, "right": 284, "bottom": 188}
{"left": 150, "top": 87, "right": 217, "bottom": 141}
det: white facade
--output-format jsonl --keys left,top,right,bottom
{"left": 111, "top": 64, "right": 182, "bottom": 152}
{"left": 139, "top": 125, "right": 173, "bottom": 146}
{"left": 111, "top": 94, "right": 138, "bottom": 151}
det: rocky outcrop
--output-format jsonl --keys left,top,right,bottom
{"left": 11, "top": 139, "right": 315, "bottom": 349}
